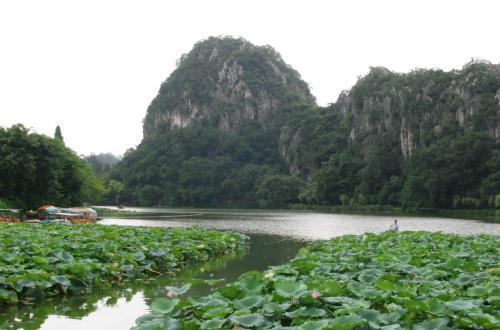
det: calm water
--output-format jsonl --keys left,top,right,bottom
{"left": 100, "top": 207, "right": 500, "bottom": 240}
{"left": 1, "top": 208, "right": 498, "bottom": 329}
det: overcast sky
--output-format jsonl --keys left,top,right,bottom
{"left": 1, "top": 0, "right": 499, "bottom": 156}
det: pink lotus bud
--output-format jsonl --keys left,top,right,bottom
{"left": 311, "top": 291, "right": 319, "bottom": 299}
{"left": 166, "top": 291, "right": 174, "bottom": 298}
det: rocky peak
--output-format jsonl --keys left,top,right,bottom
{"left": 143, "top": 37, "right": 315, "bottom": 138}
{"left": 336, "top": 62, "right": 500, "bottom": 158}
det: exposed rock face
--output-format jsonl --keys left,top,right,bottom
{"left": 143, "top": 37, "right": 315, "bottom": 137}
{"left": 333, "top": 62, "right": 500, "bottom": 159}
{"left": 141, "top": 37, "right": 500, "bottom": 177}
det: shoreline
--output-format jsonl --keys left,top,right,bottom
{"left": 94, "top": 205, "right": 500, "bottom": 222}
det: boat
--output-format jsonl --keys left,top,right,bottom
{"left": 37, "top": 205, "right": 98, "bottom": 224}
{"left": 0, "top": 209, "right": 21, "bottom": 223}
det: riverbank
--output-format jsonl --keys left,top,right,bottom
{"left": 92, "top": 207, "right": 146, "bottom": 217}
{"left": 289, "top": 204, "right": 500, "bottom": 222}
{"left": 95, "top": 204, "right": 500, "bottom": 222}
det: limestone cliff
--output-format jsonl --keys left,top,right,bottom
{"left": 336, "top": 62, "right": 500, "bottom": 159}
{"left": 143, "top": 37, "right": 315, "bottom": 137}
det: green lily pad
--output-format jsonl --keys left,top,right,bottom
{"left": 275, "top": 280, "right": 307, "bottom": 298}
{"left": 239, "top": 272, "right": 266, "bottom": 293}
{"left": 299, "top": 319, "right": 331, "bottom": 330}
{"left": 424, "top": 298, "right": 446, "bottom": 315}
{"left": 262, "top": 302, "right": 291, "bottom": 315}
{"left": 200, "top": 318, "right": 225, "bottom": 329}
{"left": 233, "top": 295, "right": 266, "bottom": 310}
{"left": 229, "top": 313, "right": 267, "bottom": 327}
{"left": 165, "top": 284, "right": 191, "bottom": 295}
{"left": 202, "top": 307, "right": 232, "bottom": 319}
{"left": 445, "top": 299, "right": 479, "bottom": 311}
{"left": 414, "top": 318, "right": 448, "bottom": 330}
{"left": 31, "top": 256, "right": 50, "bottom": 264}
{"left": 52, "top": 275, "right": 72, "bottom": 287}
{"left": 151, "top": 298, "right": 180, "bottom": 315}
{"left": 53, "top": 250, "right": 75, "bottom": 262}
{"left": 466, "top": 285, "right": 491, "bottom": 297}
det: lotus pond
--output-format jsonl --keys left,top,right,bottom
{"left": 134, "top": 231, "right": 499, "bottom": 330}
{"left": 0, "top": 223, "right": 247, "bottom": 306}
{"left": 1, "top": 209, "right": 499, "bottom": 329}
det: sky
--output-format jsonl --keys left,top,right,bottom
{"left": 1, "top": 0, "right": 499, "bottom": 156}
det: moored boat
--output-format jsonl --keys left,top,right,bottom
{"left": 0, "top": 209, "right": 21, "bottom": 223}
{"left": 37, "top": 205, "right": 98, "bottom": 224}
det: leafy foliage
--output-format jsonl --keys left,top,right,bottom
{"left": 0, "top": 124, "right": 104, "bottom": 209}
{"left": 84, "top": 153, "right": 122, "bottom": 204}
{"left": 134, "top": 231, "right": 499, "bottom": 329}
{"left": 112, "top": 123, "right": 287, "bottom": 206}
{"left": 256, "top": 175, "right": 303, "bottom": 208}
{"left": 54, "top": 125, "right": 64, "bottom": 144}
{"left": 0, "top": 223, "right": 247, "bottom": 305}
{"left": 287, "top": 61, "right": 500, "bottom": 210}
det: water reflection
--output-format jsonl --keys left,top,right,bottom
{"left": 0, "top": 234, "right": 305, "bottom": 330}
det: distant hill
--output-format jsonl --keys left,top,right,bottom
{"left": 83, "top": 153, "right": 120, "bottom": 178}
{"left": 112, "top": 37, "right": 500, "bottom": 210}
{"left": 84, "top": 153, "right": 120, "bottom": 167}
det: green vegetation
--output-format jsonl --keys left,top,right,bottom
{"left": 0, "top": 223, "right": 247, "bottom": 305}
{"left": 142, "top": 37, "right": 314, "bottom": 137}
{"left": 111, "top": 37, "right": 313, "bottom": 208}
{"left": 84, "top": 153, "right": 123, "bottom": 205}
{"left": 92, "top": 206, "right": 142, "bottom": 217}
{"left": 0, "top": 124, "right": 104, "bottom": 209}
{"left": 54, "top": 125, "right": 64, "bottom": 144}
{"left": 112, "top": 37, "right": 500, "bottom": 214}
{"left": 288, "top": 61, "right": 500, "bottom": 211}
{"left": 0, "top": 199, "right": 12, "bottom": 209}
{"left": 112, "top": 124, "right": 289, "bottom": 207}
{"left": 134, "top": 231, "right": 499, "bottom": 329}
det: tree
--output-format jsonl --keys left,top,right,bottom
{"left": 402, "top": 133, "right": 494, "bottom": 209}
{"left": 0, "top": 124, "right": 103, "bottom": 209}
{"left": 256, "top": 174, "right": 303, "bottom": 208}
{"left": 54, "top": 125, "right": 64, "bottom": 144}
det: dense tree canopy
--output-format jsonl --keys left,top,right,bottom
{"left": 112, "top": 122, "right": 287, "bottom": 206}
{"left": 0, "top": 125, "right": 104, "bottom": 209}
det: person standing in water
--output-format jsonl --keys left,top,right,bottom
{"left": 390, "top": 219, "right": 399, "bottom": 231}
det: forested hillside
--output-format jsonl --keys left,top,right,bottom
{"left": 112, "top": 37, "right": 500, "bottom": 210}
{"left": 113, "top": 37, "right": 314, "bottom": 207}
{"left": 284, "top": 63, "right": 500, "bottom": 209}
{"left": 0, "top": 125, "right": 104, "bottom": 209}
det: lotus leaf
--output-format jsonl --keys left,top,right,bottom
{"left": 133, "top": 231, "right": 499, "bottom": 329}
{"left": 0, "top": 223, "right": 247, "bottom": 305}
{"left": 229, "top": 313, "right": 267, "bottom": 327}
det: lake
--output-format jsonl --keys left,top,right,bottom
{"left": 1, "top": 208, "right": 498, "bottom": 329}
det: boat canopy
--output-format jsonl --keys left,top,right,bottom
{"left": 38, "top": 206, "right": 97, "bottom": 220}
